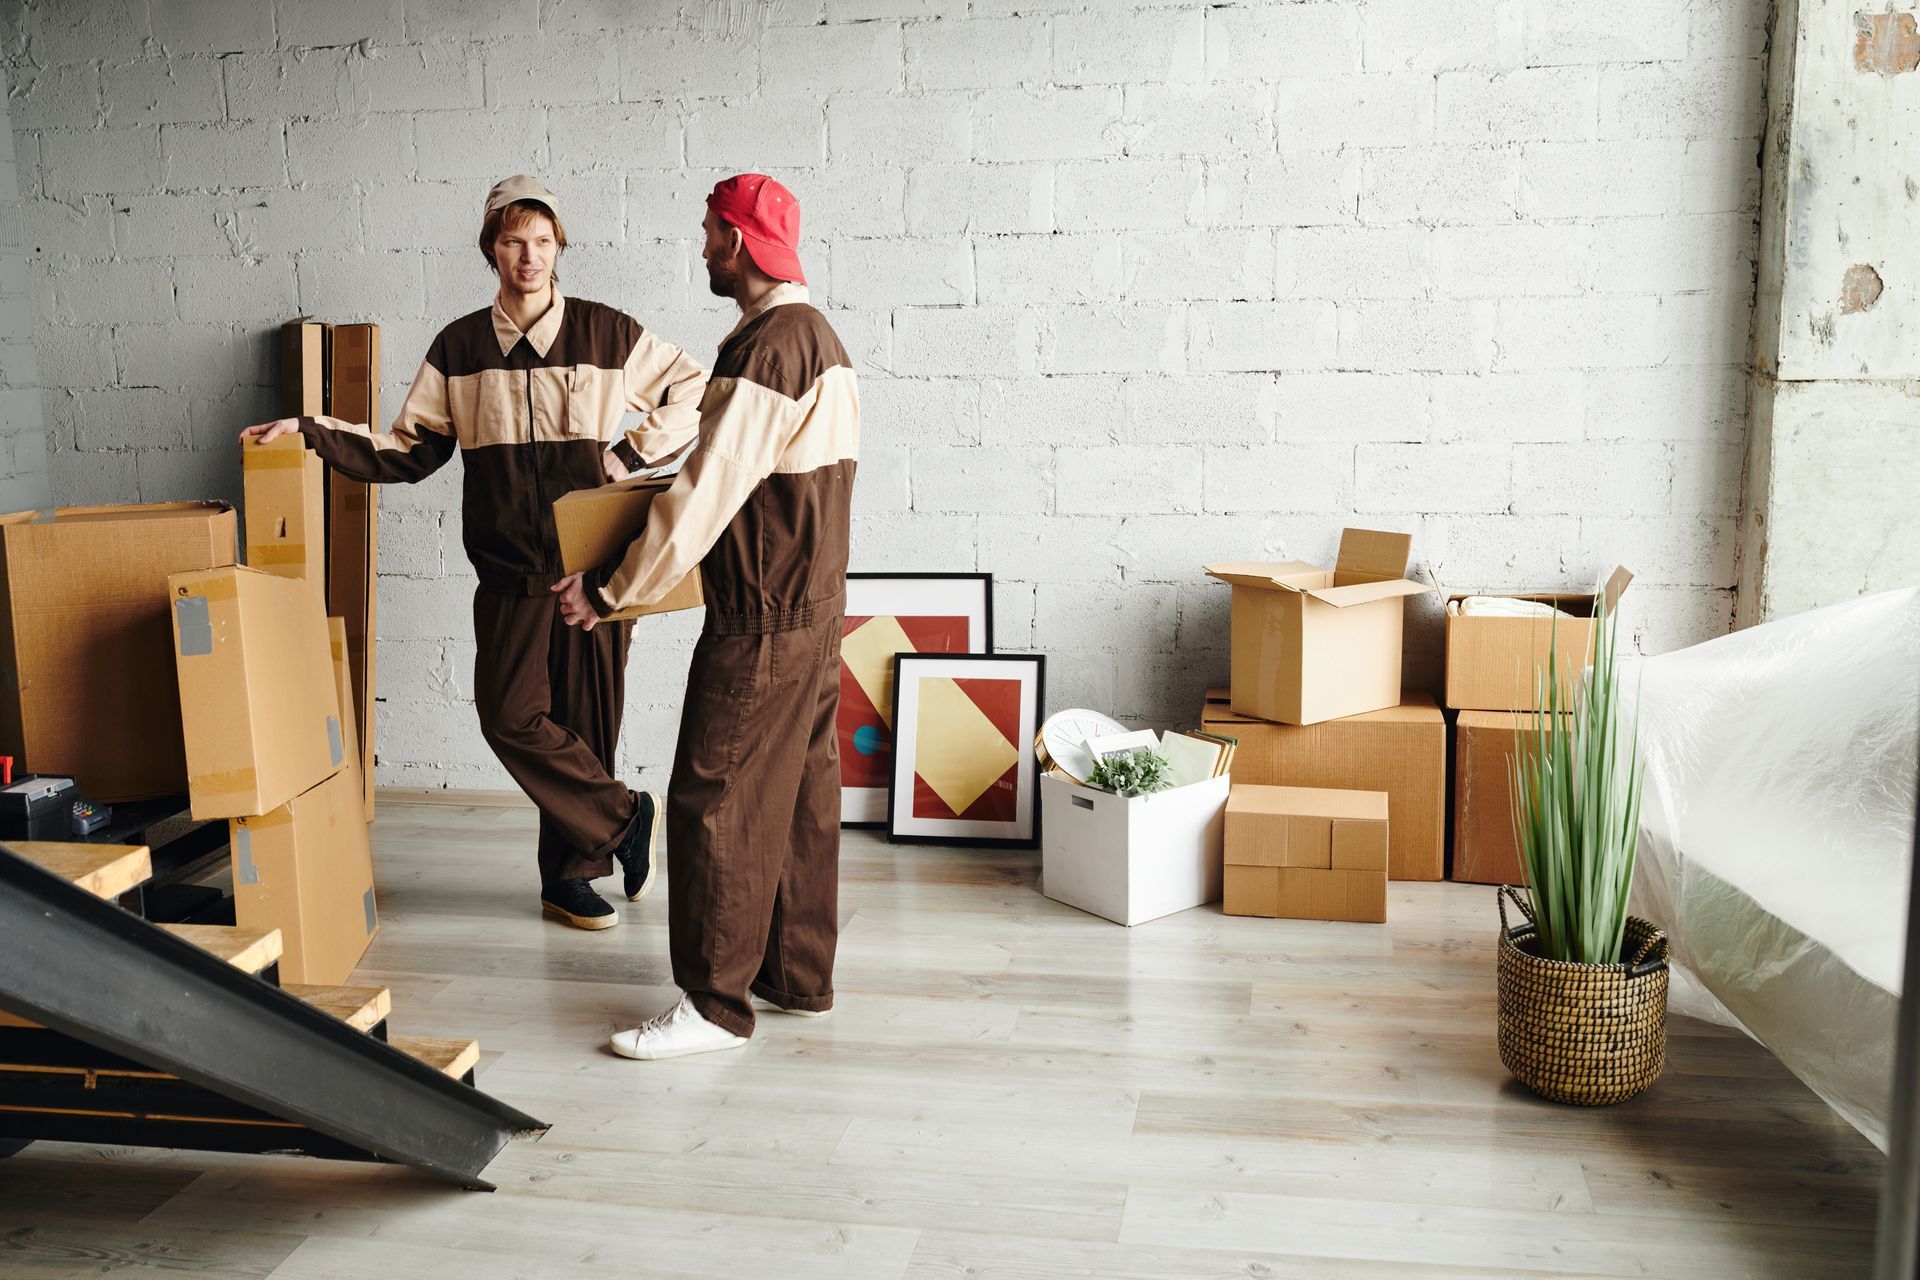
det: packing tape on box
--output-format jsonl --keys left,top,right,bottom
{"left": 190, "top": 766, "right": 258, "bottom": 799}
{"left": 326, "top": 715, "right": 344, "bottom": 767}
{"left": 243, "top": 448, "right": 310, "bottom": 471}
{"left": 176, "top": 574, "right": 240, "bottom": 602}
{"left": 174, "top": 595, "right": 213, "bottom": 656}
{"left": 363, "top": 887, "right": 377, "bottom": 934}
{"left": 244, "top": 543, "right": 311, "bottom": 566}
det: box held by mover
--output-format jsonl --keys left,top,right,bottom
{"left": 1224, "top": 784, "right": 1388, "bottom": 923}
{"left": 0, "top": 502, "right": 236, "bottom": 802}
{"left": 169, "top": 565, "right": 342, "bottom": 820}
{"left": 242, "top": 436, "right": 326, "bottom": 608}
{"left": 1201, "top": 688, "right": 1444, "bottom": 881}
{"left": 1206, "top": 528, "right": 1431, "bottom": 726}
{"left": 553, "top": 475, "right": 705, "bottom": 621}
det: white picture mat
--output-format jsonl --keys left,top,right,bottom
{"left": 888, "top": 655, "right": 1039, "bottom": 842}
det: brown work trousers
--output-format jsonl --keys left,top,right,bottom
{"left": 669, "top": 612, "right": 843, "bottom": 1038}
{"left": 473, "top": 588, "right": 637, "bottom": 886}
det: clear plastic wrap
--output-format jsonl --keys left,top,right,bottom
{"left": 1622, "top": 587, "right": 1918, "bottom": 1150}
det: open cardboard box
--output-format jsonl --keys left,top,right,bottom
{"left": 552, "top": 475, "right": 704, "bottom": 621}
{"left": 1206, "top": 528, "right": 1432, "bottom": 726}
{"left": 1443, "top": 568, "right": 1633, "bottom": 712}
{"left": 1040, "top": 772, "right": 1230, "bottom": 927}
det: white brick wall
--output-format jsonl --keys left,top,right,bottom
{"left": 3, "top": 0, "right": 1763, "bottom": 789}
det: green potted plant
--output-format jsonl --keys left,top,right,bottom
{"left": 1498, "top": 590, "right": 1669, "bottom": 1105}
{"left": 1087, "top": 747, "right": 1173, "bottom": 799}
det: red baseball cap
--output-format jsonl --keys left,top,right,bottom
{"left": 707, "top": 174, "right": 805, "bottom": 285}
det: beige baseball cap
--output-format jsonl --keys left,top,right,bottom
{"left": 484, "top": 175, "right": 559, "bottom": 222}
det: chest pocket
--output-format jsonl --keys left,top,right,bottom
{"left": 566, "top": 364, "right": 618, "bottom": 440}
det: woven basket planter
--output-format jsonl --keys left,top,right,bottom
{"left": 1496, "top": 885, "right": 1669, "bottom": 1106}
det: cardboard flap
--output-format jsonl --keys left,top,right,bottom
{"left": 1204, "top": 560, "right": 1324, "bottom": 591}
{"left": 1600, "top": 566, "right": 1634, "bottom": 609}
{"left": 1333, "top": 528, "right": 1412, "bottom": 585}
{"left": 1302, "top": 577, "right": 1432, "bottom": 608}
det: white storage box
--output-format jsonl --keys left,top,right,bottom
{"left": 1040, "top": 773, "right": 1231, "bottom": 926}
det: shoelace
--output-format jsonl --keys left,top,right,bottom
{"left": 639, "top": 998, "right": 693, "bottom": 1035}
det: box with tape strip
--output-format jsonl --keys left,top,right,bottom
{"left": 229, "top": 617, "right": 376, "bottom": 984}
{"left": 241, "top": 435, "right": 326, "bottom": 610}
{"left": 168, "top": 564, "right": 343, "bottom": 820}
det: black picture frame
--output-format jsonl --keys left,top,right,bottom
{"left": 883, "top": 651, "right": 1045, "bottom": 850}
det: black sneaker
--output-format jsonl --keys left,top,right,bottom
{"left": 541, "top": 877, "right": 618, "bottom": 930}
{"left": 615, "top": 791, "right": 662, "bottom": 902}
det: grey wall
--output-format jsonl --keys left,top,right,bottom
{"left": 0, "top": 61, "right": 50, "bottom": 512}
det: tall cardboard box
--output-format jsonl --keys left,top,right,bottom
{"left": 1224, "top": 784, "right": 1389, "bottom": 923}
{"left": 0, "top": 502, "right": 237, "bottom": 802}
{"left": 1200, "top": 688, "right": 1445, "bottom": 881}
{"left": 1205, "top": 528, "right": 1432, "bottom": 726}
{"left": 325, "top": 323, "right": 380, "bottom": 820}
{"left": 553, "top": 475, "right": 705, "bottom": 621}
{"left": 230, "top": 617, "right": 377, "bottom": 985}
{"left": 1040, "top": 773, "right": 1229, "bottom": 926}
{"left": 1452, "top": 710, "right": 1570, "bottom": 885}
{"left": 1443, "top": 569, "right": 1633, "bottom": 712}
{"left": 242, "top": 436, "right": 327, "bottom": 609}
{"left": 168, "top": 565, "right": 343, "bottom": 820}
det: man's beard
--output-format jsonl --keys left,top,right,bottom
{"left": 706, "top": 260, "right": 737, "bottom": 298}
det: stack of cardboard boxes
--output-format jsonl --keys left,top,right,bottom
{"left": 170, "top": 430, "right": 381, "bottom": 985}
{"left": 1445, "top": 570, "right": 1632, "bottom": 885}
{"left": 1203, "top": 529, "right": 1442, "bottom": 924}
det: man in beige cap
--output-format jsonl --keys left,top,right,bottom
{"left": 239, "top": 176, "right": 709, "bottom": 931}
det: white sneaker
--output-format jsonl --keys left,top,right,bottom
{"left": 608, "top": 995, "right": 746, "bottom": 1061}
{"left": 754, "top": 996, "right": 831, "bottom": 1019}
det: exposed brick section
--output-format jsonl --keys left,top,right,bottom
{"left": 0, "top": 1, "right": 1763, "bottom": 782}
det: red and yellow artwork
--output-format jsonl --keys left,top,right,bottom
{"left": 909, "top": 676, "right": 1023, "bottom": 822}
{"left": 838, "top": 613, "right": 971, "bottom": 790}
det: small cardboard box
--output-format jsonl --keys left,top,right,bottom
{"left": 1452, "top": 710, "right": 1568, "bottom": 885}
{"left": 242, "top": 436, "right": 326, "bottom": 609}
{"left": 1443, "top": 569, "right": 1633, "bottom": 712}
{"left": 169, "top": 565, "right": 343, "bottom": 820}
{"left": 1205, "top": 529, "right": 1432, "bottom": 726}
{"left": 1040, "top": 773, "right": 1229, "bottom": 926}
{"left": 0, "top": 502, "right": 237, "bottom": 802}
{"left": 553, "top": 475, "right": 705, "bottom": 621}
{"left": 1201, "top": 688, "right": 1445, "bottom": 881}
{"left": 230, "top": 618, "right": 377, "bottom": 984}
{"left": 1224, "top": 784, "right": 1389, "bottom": 923}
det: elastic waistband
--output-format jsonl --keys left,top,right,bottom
{"left": 705, "top": 592, "right": 845, "bottom": 637}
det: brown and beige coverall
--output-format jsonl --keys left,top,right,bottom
{"left": 591, "top": 283, "right": 858, "bottom": 1037}
{"left": 296, "top": 292, "right": 708, "bottom": 885}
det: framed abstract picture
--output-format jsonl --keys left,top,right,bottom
{"left": 885, "top": 652, "right": 1044, "bottom": 849}
{"left": 839, "top": 573, "right": 993, "bottom": 827}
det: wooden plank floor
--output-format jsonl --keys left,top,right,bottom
{"left": 0, "top": 800, "right": 1885, "bottom": 1278}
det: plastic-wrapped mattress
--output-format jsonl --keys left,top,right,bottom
{"left": 1623, "top": 587, "right": 1918, "bottom": 1151}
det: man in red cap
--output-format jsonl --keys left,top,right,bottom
{"left": 555, "top": 174, "right": 859, "bottom": 1060}
{"left": 240, "top": 176, "right": 708, "bottom": 932}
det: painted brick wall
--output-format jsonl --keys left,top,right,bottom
{"left": 1, "top": 0, "right": 1766, "bottom": 792}
{"left": 0, "top": 62, "right": 50, "bottom": 512}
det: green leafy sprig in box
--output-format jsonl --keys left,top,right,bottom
{"left": 1088, "top": 747, "right": 1172, "bottom": 798}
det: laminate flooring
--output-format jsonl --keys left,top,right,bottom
{"left": 0, "top": 801, "right": 1887, "bottom": 1278}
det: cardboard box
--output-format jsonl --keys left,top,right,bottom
{"left": 1200, "top": 688, "right": 1445, "bottom": 881}
{"left": 325, "top": 323, "right": 380, "bottom": 821}
{"left": 552, "top": 475, "right": 705, "bottom": 621}
{"left": 1205, "top": 528, "right": 1432, "bottom": 726}
{"left": 1443, "top": 568, "right": 1633, "bottom": 712}
{"left": 280, "top": 319, "right": 327, "bottom": 418}
{"left": 242, "top": 436, "right": 326, "bottom": 609}
{"left": 1452, "top": 710, "right": 1569, "bottom": 885}
{"left": 230, "top": 617, "right": 377, "bottom": 984}
{"left": 1040, "top": 773, "right": 1229, "bottom": 926}
{"left": 169, "top": 565, "right": 343, "bottom": 820}
{"left": 0, "top": 502, "right": 237, "bottom": 802}
{"left": 1224, "top": 784, "right": 1388, "bottom": 923}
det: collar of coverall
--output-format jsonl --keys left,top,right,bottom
{"left": 723, "top": 281, "right": 810, "bottom": 344}
{"left": 491, "top": 287, "right": 567, "bottom": 359}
